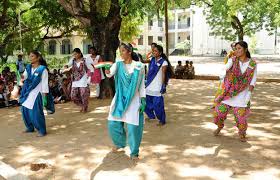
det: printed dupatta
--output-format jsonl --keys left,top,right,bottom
{"left": 214, "top": 57, "right": 257, "bottom": 104}
{"left": 72, "top": 58, "right": 88, "bottom": 82}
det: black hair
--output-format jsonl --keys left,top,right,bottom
{"left": 120, "top": 43, "right": 133, "bottom": 52}
{"left": 30, "top": 50, "right": 48, "bottom": 68}
{"left": 89, "top": 46, "right": 99, "bottom": 55}
{"left": 235, "top": 41, "right": 251, "bottom": 58}
{"left": 18, "top": 54, "right": 23, "bottom": 58}
{"left": 151, "top": 43, "right": 157, "bottom": 47}
{"left": 190, "top": 61, "right": 193, "bottom": 64}
{"left": 155, "top": 45, "right": 174, "bottom": 84}
{"left": 72, "top": 48, "right": 83, "bottom": 58}
{"left": 185, "top": 60, "right": 189, "bottom": 64}
{"left": 4, "top": 67, "right": 10, "bottom": 72}
{"left": 178, "top": 61, "right": 182, "bottom": 63}
{"left": 0, "top": 80, "right": 4, "bottom": 85}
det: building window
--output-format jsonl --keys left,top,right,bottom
{"left": 158, "top": 19, "right": 163, "bottom": 27}
{"left": 187, "top": 17, "right": 191, "bottom": 27}
{"left": 83, "top": 40, "right": 92, "bottom": 54}
{"left": 48, "top": 40, "right": 56, "bottom": 55}
{"left": 158, "top": 36, "right": 163, "bottom": 42}
{"left": 149, "top": 20, "right": 153, "bottom": 26}
{"left": 138, "top": 35, "right": 144, "bottom": 45}
{"left": 61, "top": 39, "right": 72, "bottom": 55}
{"left": 148, "top": 36, "right": 153, "bottom": 45}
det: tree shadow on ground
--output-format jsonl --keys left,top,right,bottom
{"left": 0, "top": 80, "right": 279, "bottom": 179}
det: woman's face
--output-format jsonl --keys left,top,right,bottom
{"left": 235, "top": 44, "right": 246, "bottom": 58}
{"left": 120, "top": 46, "right": 131, "bottom": 60}
{"left": 73, "top": 52, "right": 82, "bottom": 60}
{"left": 89, "top": 49, "right": 96, "bottom": 55}
{"left": 153, "top": 48, "right": 161, "bottom": 58}
{"left": 29, "top": 53, "right": 39, "bottom": 64}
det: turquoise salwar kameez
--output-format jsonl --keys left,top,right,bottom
{"left": 107, "top": 60, "right": 145, "bottom": 157}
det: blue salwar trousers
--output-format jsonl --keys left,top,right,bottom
{"left": 145, "top": 95, "right": 166, "bottom": 124}
{"left": 21, "top": 94, "right": 46, "bottom": 135}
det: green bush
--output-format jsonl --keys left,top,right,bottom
{"left": 0, "top": 63, "right": 17, "bottom": 72}
{"left": 46, "top": 56, "right": 70, "bottom": 70}
{"left": 0, "top": 56, "right": 70, "bottom": 72}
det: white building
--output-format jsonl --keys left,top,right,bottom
{"left": 41, "top": 6, "right": 280, "bottom": 58}
{"left": 135, "top": 6, "right": 280, "bottom": 56}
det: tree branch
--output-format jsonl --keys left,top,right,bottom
{"left": 200, "top": 0, "right": 213, "bottom": 7}
{"left": 41, "top": 25, "right": 80, "bottom": 40}
{"left": 58, "top": 0, "right": 91, "bottom": 26}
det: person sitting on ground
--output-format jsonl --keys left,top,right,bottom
{"left": 6, "top": 81, "right": 19, "bottom": 106}
{"left": 175, "top": 61, "right": 184, "bottom": 79}
{"left": 189, "top": 61, "right": 195, "bottom": 79}
{"left": 60, "top": 77, "right": 71, "bottom": 102}
{"left": 184, "top": 61, "right": 190, "bottom": 79}
{"left": 0, "top": 80, "right": 8, "bottom": 108}
{"left": 49, "top": 79, "right": 62, "bottom": 104}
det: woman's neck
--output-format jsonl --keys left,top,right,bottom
{"left": 32, "top": 62, "right": 40, "bottom": 68}
{"left": 155, "top": 56, "right": 161, "bottom": 61}
{"left": 75, "top": 57, "right": 83, "bottom": 63}
{"left": 124, "top": 58, "right": 132, "bottom": 64}
{"left": 239, "top": 55, "right": 249, "bottom": 63}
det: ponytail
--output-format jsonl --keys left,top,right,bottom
{"left": 246, "top": 51, "right": 251, "bottom": 59}
{"left": 155, "top": 45, "right": 174, "bottom": 84}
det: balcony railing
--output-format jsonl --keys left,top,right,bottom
{"left": 178, "top": 23, "right": 190, "bottom": 29}
{"left": 168, "top": 23, "right": 175, "bottom": 30}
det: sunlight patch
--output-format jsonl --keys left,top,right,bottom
{"left": 183, "top": 146, "right": 218, "bottom": 156}
{"left": 247, "top": 168, "right": 280, "bottom": 180}
{"left": 171, "top": 163, "right": 232, "bottom": 180}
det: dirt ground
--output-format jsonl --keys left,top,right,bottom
{"left": 0, "top": 80, "right": 280, "bottom": 180}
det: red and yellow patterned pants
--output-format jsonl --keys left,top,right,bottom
{"left": 213, "top": 102, "right": 250, "bottom": 135}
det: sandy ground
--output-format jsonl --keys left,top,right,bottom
{"left": 0, "top": 80, "right": 280, "bottom": 180}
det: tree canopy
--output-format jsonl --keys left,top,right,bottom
{"left": 194, "top": 0, "right": 280, "bottom": 41}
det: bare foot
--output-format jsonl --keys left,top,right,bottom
{"left": 145, "top": 118, "right": 155, "bottom": 122}
{"left": 37, "top": 134, "right": 46, "bottom": 137}
{"left": 156, "top": 122, "right": 165, "bottom": 126}
{"left": 213, "top": 128, "right": 222, "bottom": 136}
{"left": 111, "top": 147, "right": 124, "bottom": 153}
{"left": 239, "top": 134, "right": 247, "bottom": 142}
{"left": 131, "top": 156, "right": 139, "bottom": 164}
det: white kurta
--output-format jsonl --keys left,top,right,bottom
{"left": 68, "top": 59, "right": 93, "bottom": 88}
{"left": 22, "top": 68, "right": 49, "bottom": 110}
{"left": 222, "top": 58, "right": 257, "bottom": 108}
{"left": 86, "top": 55, "right": 105, "bottom": 80}
{"left": 107, "top": 60, "right": 146, "bottom": 126}
{"left": 146, "top": 58, "right": 168, "bottom": 97}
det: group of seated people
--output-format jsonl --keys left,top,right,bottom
{"left": 48, "top": 69, "right": 72, "bottom": 104}
{"left": 175, "top": 60, "right": 195, "bottom": 79}
{"left": 0, "top": 67, "right": 20, "bottom": 108}
{"left": 0, "top": 65, "right": 74, "bottom": 109}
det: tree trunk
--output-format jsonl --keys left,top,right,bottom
{"left": 238, "top": 33, "right": 244, "bottom": 41}
{"left": 90, "top": 7, "right": 122, "bottom": 62}
{"left": 91, "top": 21, "right": 121, "bottom": 62}
{"left": 231, "top": 16, "right": 244, "bottom": 42}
